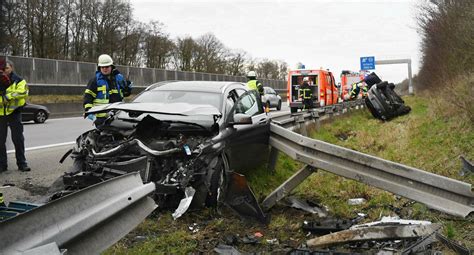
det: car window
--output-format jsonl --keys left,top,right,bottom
{"left": 225, "top": 89, "right": 239, "bottom": 115}
{"left": 133, "top": 90, "right": 222, "bottom": 110}
{"left": 269, "top": 88, "right": 276, "bottom": 94}
{"left": 235, "top": 88, "right": 246, "bottom": 97}
{"left": 235, "top": 91, "right": 261, "bottom": 116}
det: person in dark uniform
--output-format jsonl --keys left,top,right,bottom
{"left": 83, "top": 54, "right": 132, "bottom": 126}
{"left": 300, "top": 77, "right": 313, "bottom": 110}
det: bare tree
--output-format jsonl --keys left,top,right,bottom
{"left": 195, "top": 33, "right": 227, "bottom": 73}
{"left": 1, "top": 1, "right": 26, "bottom": 55}
{"left": 226, "top": 49, "right": 247, "bottom": 76}
{"left": 416, "top": 0, "right": 474, "bottom": 90}
{"left": 173, "top": 36, "right": 198, "bottom": 71}
{"left": 256, "top": 59, "right": 279, "bottom": 79}
{"left": 1, "top": 0, "right": 287, "bottom": 81}
{"left": 143, "top": 21, "right": 175, "bottom": 69}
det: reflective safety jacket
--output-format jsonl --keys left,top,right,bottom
{"left": 299, "top": 82, "right": 313, "bottom": 99}
{"left": 84, "top": 70, "right": 129, "bottom": 117}
{"left": 349, "top": 82, "right": 368, "bottom": 99}
{"left": 247, "top": 79, "right": 264, "bottom": 95}
{"left": 0, "top": 73, "right": 28, "bottom": 116}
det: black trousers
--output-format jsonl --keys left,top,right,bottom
{"left": 0, "top": 110, "right": 27, "bottom": 169}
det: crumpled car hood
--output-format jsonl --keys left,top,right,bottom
{"left": 87, "top": 102, "right": 221, "bottom": 116}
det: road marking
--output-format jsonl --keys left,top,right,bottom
{"left": 7, "top": 141, "right": 75, "bottom": 154}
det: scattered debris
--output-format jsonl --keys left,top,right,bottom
{"left": 172, "top": 187, "right": 195, "bottom": 220}
{"left": 254, "top": 231, "right": 263, "bottom": 238}
{"left": 307, "top": 218, "right": 441, "bottom": 248}
{"left": 224, "top": 172, "right": 268, "bottom": 223}
{"left": 214, "top": 244, "right": 242, "bottom": 255}
{"left": 459, "top": 155, "right": 473, "bottom": 176}
{"left": 188, "top": 223, "right": 199, "bottom": 233}
{"left": 350, "top": 216, "right": 432, "bottom": 229}
{"left": 288, "top": 247, "right": 359, "bottom": 255}
{"left": 435, "top": 232, "right": 471, "bottom": 255}
{"left": 223, "top": 234, "right": 239, "bottom": 245}
{"left": 134, "top": 236, "right": 146, "bottom": 242}
{"left": 401, "top": 229, "right": 437, "bottom": 255}
{"left": 0, "top": 201, "right": 40, "bottom": 222}
{"left": 241, "top": 234, "right": 259, "bottom": 244}
{"left": 347, "top": 198, "right": 366, "bottom": 205}
{"left": 266, "top": 238, "right": 279, "bottom": 245}
{"left": 302, "top": 219, "right": 353, "bottom": 235}
{"left": 284, "top": 196, "right": 328, "bottom": 217}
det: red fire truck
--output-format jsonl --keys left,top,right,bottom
{"left": 287, "top": 69, "right": 339, "bottom": 113}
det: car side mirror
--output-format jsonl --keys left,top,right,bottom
{"left": 228, "top": 113, "right": 252, "bottom": 126}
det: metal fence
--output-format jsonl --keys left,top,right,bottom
{"left": 1, "top": 55, "right": 287, "bottom": 94}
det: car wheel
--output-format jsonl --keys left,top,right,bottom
{"left": 205, "top": 156, "right": 227, "bottom": 207}
{"left": 34, "top": 110, "right": 48, "bottom": 123}
{"left": 276, "top": 100, "right": 282, "bottom": 110}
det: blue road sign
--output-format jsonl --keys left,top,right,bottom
{"left": 360, "top": 56, "right": 375, "bottom": 70}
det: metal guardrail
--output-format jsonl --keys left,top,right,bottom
{"left": 266, "top": 123, "right": 474, "bottom": 217}
{"left": 0, "top": 173, "right": 156, "bottom": 255}
{"left": 1, "top": 98, "right": 472, "bottom": 254}
{"left": 270, "top": 99, "right": 366, "bottom": 128}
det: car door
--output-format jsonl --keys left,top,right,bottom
{"left": 268, "top": 87, "right": 278, "bottom": 107}
{"left": 225, "top": 90, "right": 270, "bottom": 173}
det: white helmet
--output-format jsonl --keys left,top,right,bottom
{"left": 98, "top": 54, "right": 113, "bottom": 67}
{"left": 303, "top": 77, "right": 309, "bottom": 82}
{"left": 247, "top": 71, "right": 256, "bottom": 77}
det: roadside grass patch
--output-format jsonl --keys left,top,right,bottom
{"left": 28, "top": 95, "right": 83, "bottom": 104}
{"left": 106, "top": 92, "right": 473, "bottom": 253}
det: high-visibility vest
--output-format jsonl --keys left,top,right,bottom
{"left": 84, "top": 71, "right": 126, "bottom": 117}
{"left": 0, "top": 73, "right": 28, "bottom": 116}
{"left": 301, "top": 88, "right": 312, "bottom": 99}
{"left": 247, "top": 80, "right": 258, "bottom": 91}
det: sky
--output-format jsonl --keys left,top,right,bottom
{"left": 129, "top": 0, "right": 421, "bottom": 83}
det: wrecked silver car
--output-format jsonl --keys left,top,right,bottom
{"left": 55, "top": 81, "right": 270, "bottom": 218}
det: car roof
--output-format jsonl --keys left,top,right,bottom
{"left": 149, "top": 81, "right": 245, "bottom": 93}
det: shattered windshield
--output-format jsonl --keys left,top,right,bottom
{"left": 134, "top": 90, "right": 222, "bottom": 111}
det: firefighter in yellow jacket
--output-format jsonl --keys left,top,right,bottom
{"left": 246, "top": 71, "right": 264, "bottom": 96}
{"left": 0, "top": 59, "right": 30, "bottom": 173}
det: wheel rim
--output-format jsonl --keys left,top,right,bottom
{"left": 36, "top": 111, "right": 47, "bottom": 123}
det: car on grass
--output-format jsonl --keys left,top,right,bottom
{"left": 53, "top": 81, "right": 270, "bottom": 219}
{"left": 22, "top": 103, "right": 50, "bottom": 123}
{"left": 262, "top": 86, "right": 282, "bottom": 110}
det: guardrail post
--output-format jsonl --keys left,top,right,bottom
{"left": 262, "top": 165, "right": 317, "bottom": 210}
{"left": 296, "top": 113, "right": 307, "bottom": 136}
{"left": 267, "top": 146, "right": 279, "bottom": 174}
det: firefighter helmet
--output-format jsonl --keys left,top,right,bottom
{"left": 247, "top": 71, "right": 256, "bottom": 78}
{"left": 303, "top": 77, "right": 309, "bottom": 82}
{"left": 98, "top": 54, "right": 114, "bottom": 67}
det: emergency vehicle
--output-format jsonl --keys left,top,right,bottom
{"left": 340, "top": 70, "right": 365, "bottom": 100}
{"left": 287, "top": 69, "right": 339, "bottom": 113}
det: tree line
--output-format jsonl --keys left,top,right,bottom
{"left": 416, "top": 0, "right": 473, "bottom": 90}
{"left": 0, "top": 0, "right": 288, "bottom": 80}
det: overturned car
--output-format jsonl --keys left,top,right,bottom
{"left": 55, "top": 81, "right": 270, "bottom": 219}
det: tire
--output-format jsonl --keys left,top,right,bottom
{"left": 276, "top": 100, "right": 282, "bottom": 111}
{"left": 34, "top": 110, "right": 48, "bottom": 123}
{"left": 205, "top": 156, "right": 226, "bottom": 207}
